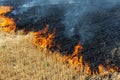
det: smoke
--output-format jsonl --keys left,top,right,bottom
{"left": 0, "top": 0, "right": 120, "bottom": 43}
{"left": 62, "top": 0, "right": 120, "bottom": 43}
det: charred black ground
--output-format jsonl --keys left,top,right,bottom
{"left": 1, "top": 2, "right": 120, "bottom": 70}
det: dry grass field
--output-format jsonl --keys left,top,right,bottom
{"left": 0, "top": 5, "right": 120, "bottom": 80}
{"left": 0, "top": 31, "right": 119, "bottom": 80}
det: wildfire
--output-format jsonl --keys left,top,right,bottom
{"left": 33, "top": 25, "right": 119, "bottom": 76}
{"left": 63, "top": 42, "right": 119, "bottom": 76}
{"left": 33, "top": 25, "right": 55, "bottom": 49}
{"left": 63, "top": 43, "right": 83, "bottom": 66}
{"left": 63, "top": 43, "right": 91, "bottom": 75}
{"left": 0, "top": 6, "right": 16, "bottom": 32}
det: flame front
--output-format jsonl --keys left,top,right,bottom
{"left": 0, "top": 6, "right": 16, "bottom": 32}
{"left": 63, "top": 43, "right": 83, "bottom": 66}
{"left": 33, "top": 27, "right": 119, "bottom": 76}
{"left": 63, "top": 43, "right": 92, "bottom": 75}
{"left": 63, "top": 42, "right": 119, "bottom": 76}
{"left": 33, "top": 25, "right": 55, "bottom": 49}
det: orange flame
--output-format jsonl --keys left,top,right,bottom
{"left": 63, "top": 43, "right": 82, "bottom": 65}
{"left": 33, "top": 25, "right": 119, "bottom": 76}
{"left": 0, "top": 6, "right": 16, "bottom": 32}
{"left": 98, "top": 64, "right": 105, "bottom": 75}
{"left": 0, "top": 6, "right": 12, "bottom": 14}
{"left": 33, "top": 25, "right": 55, "bottom": 49}
{"left": 107, "top": 66, "right": 119, "bottom": 73}
{"left": 84, "top": 62, "right": 91, "bottom": 75}
{"left": 63, "top": 42, "right": 91, "bottom": 75}
{"left": 63, "top": 42, "right": 119, "bottom": 76}
{"left": 98, "top": 64, "right": 119, "bottom": 76}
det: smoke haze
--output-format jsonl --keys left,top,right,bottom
{"left": 0, "top": 0, "right": 120, "bottom": 43}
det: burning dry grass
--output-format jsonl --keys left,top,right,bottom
{"left": 0, "top": 30, "right": 119, "bottom": 80}
{"left": 0, "top": 5, "right": 119, "bottom": 80}
{"left": 0, "top": 6, "right": 16, "bottom": 32}
{"left": 33, "top": 26, "right": 119, "bottom": 76}
{"left": 0, "top": 32, "right": 85, "bottom": 80}
{"left": 33, "top": 25, "right": 55, "bottom": 49}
